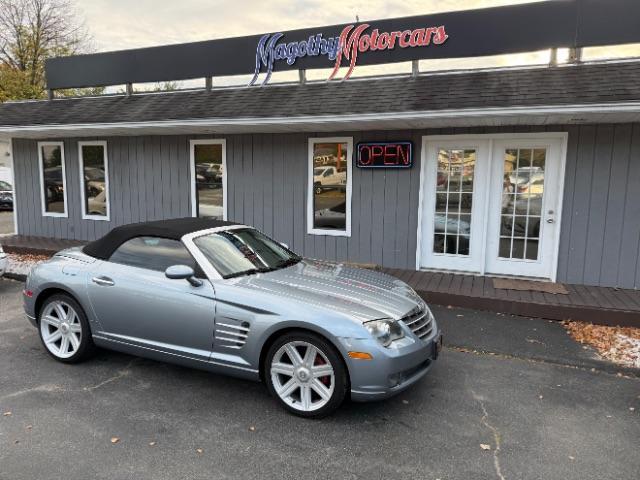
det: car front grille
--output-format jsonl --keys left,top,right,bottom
{"left": 215, "top": 320, "right": 250, "bottom": 349}
{"left": 400, "top": 305, "right": 434, "bottom": 341}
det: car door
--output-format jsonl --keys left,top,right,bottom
{"left": 86, "top": 236, "right": 216, "bottom": 363}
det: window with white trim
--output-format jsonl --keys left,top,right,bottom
{"left": 190, "top": 139, "right": 226, "bottom": 220}
{"left": 38, "top": 142, "right": 67, "bottom": 217}
{"left": 308, "top": 137, "right": 352, "bottom": 236}
{"left": 79, "top": 141, "right": 109, "bottom": 220}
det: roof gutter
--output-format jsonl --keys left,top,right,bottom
{"left": 1, "top": 102, "right": 640, "bottom": 136}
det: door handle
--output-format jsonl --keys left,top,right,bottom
{"left": 546, "top": 219, "right": 554, "bottom": 224}
{"left": 92, "top": 276, "right": 115, "bottom": 286}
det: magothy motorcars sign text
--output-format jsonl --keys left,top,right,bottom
{"left": 356, "top": 142, "right": 413, "bottom": 169}
{"left": 250, "top": 23, "right": 448, "bottom": 86}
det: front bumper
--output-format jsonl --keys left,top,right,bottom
{"left": 343, "top": 325, "right": 442, "bottom": 402}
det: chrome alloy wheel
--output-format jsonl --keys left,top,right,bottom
{"left": 39, "top": 300, "right": 82, "bottom": 359}
{"left": 270, "top": 341, "right": 335, "bottom": 412}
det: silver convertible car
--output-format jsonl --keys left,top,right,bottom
{"left": 24, "top": 218, "right": 441, "bottom": 417}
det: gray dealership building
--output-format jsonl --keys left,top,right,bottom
{"left": 1, "top": 0, "right": 640, "bottom": 289}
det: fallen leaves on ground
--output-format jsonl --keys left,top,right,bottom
{"left": 3, "top": 411, "right": 12, "bottom": 416}
{"left": 7, "top": 253, "right": 50, "bottom": 264}
{"left": 196, "top": 448, "right": 204, "bottom": 454}
{"left": 564, "top": 321, "right": 640, "bottom": 368}
{"left": 480, "top": 444, "right": 491, "bottom": 450}
{"left": 110, "top": 437, "right": 120, "bottom": 444}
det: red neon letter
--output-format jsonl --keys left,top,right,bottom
{"left": 384, "top": 144, "right": 398, "bottom": 165}
{"left": 397, "top": 144, "right": 410, "bottom": 165}
{"left": 371, "top": 145, "right": 384, "bottom": 164}
{"left": 359, "top": 145, "right": 373, "bottom": 165}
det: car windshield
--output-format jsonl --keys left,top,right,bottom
{"left": 313, "top": 168, "right": 326, "bottom": 175}
{"left": 193, "top": 228, "right": 300, "bottom": 279}
{"left": 0, "top": 181, "right": 11, "bottom": 190}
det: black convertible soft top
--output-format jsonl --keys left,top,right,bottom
{"left": 83, "top": 217, "right": 239, "bottom": 260}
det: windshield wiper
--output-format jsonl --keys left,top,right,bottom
{"left": 224, "top": 268, "right": 267, "bottom": 279}
{"left": 275, "top": 257, "right": 301, "bottom": 269}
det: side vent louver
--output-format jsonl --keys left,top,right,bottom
{"left": 215, "top": 321, "right": 251, "bottom": 349}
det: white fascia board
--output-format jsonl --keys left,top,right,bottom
{"left": 1, "top": 102, "right": 640, "bottom": 137}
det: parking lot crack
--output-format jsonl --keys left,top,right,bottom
{"left": 83, "top": 359, "right": 138, "bottom": 392}
{"left": 472, "top": 390, "right": 506, "bottom": 480}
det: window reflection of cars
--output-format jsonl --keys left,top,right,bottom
{"left": 44, "top": 167, "right": 64, "bottom": 201}
{"left": 88, "top": 190, "right": 107, "bottom": 216}
{"left": 500, "top": 187, "right": 543, "bottom": 237}
{"left": 196, "top": 163, "right": 222, "bottom": 189}
{"left": 0, "top": 180, "right": 13, "bottom": 211}
{"left": 314, "top": 201, "right": 346, "bottom": 229}
{"left": 313, "top": 166, "right": 347, "bottom": 194}
{"left": 84, "top": 167, "right": 106, "bottom": 197}
{"left": 510, "top": 167, "right": 544, "bottom": 189}
{"left": 433, "top": 213, "right": 470, "bottom": 254}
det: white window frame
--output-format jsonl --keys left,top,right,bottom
{"left": 307, "top": 137, "right": 353, "bottom": 237}
{"left": 38, "top": 141, "right": 68, "bottom": 218}
{"left": 189, "top": 139, "right": 227, "bottom": 220}
{"left": 78, "top": 140, "right": 110, "bottom": 221}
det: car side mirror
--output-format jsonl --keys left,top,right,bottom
{"left": 165, "top": 265, "right": 203, "bottom": 287}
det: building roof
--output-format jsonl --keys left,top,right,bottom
{"left": 1, "top": 60, "right": 640, "bottom": 136}
{"left": 83, "top": 218, "right": 239, "bottom": 260}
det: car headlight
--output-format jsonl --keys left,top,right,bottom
{"left": 364, "top": 319, "right": 405, "bottom": 347}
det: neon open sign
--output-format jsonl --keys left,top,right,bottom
{"left": 356, "top": 142, "right": 413, "bottom": 168}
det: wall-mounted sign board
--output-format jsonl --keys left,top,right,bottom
{"left": 356, "top": 142, "right": 413, "bottom": 168}
{"left": 45, "top": 0, "right": 640, "bottom": 90}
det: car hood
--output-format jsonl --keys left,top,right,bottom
{"left": 230, "top": 259, "right": 422, "bottom": 323}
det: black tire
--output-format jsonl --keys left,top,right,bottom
{"left": 264, "top": 331, "right": 348, "bottom": 418}
{"left": 37, "top": 293, "right": 97, "bottom": 364}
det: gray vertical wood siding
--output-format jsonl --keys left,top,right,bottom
{"left": 11, "top": 123, "right": 640, "bottom": 289}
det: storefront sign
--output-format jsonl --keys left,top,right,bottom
{"left": 356, "top": 142, "right": 413, "bottom": 168}
{"left": 251, "top": 23, "right": 448, "bottom": 86}
{"left": 46, "top": 1, "right": 640, "bottom": 91}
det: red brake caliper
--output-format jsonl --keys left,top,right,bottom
{"left": 314, "top": 355, "right": 330, "bottom": 386}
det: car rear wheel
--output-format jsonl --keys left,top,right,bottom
{"left": 38, "top": 294, "right": 96, "bottom": 363}
{"left": 265, "top": 332, "right": 348, "bottom": 418}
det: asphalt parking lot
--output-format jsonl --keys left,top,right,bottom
{"left": 0, "top": 278, "right": 638, "bottom": 480}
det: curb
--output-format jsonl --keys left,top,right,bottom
{"left": 418, "top": 289, "right": 640, "bottom": 329}
{"left": 444, "top": 342, "right": 640, "bottom": 378}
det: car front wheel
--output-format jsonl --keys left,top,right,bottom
{"left": 38, "top": 294, "right": 96, "bottom": 363}
{"left": 265, "top": 332, "right": 348, "bottom": 418}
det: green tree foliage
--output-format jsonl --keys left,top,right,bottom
{"left": 0, "top": 0, "right": 101, "bottom": 101}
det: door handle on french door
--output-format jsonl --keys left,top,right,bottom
{"left": 92, "top": 276, "right": 115, "bottom": 286}
{"left": 546, "top": 218, "right": 554, "bottom": 224}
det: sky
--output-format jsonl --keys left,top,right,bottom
{"left": 74, "top": 0, "right": 640, "bottom": 86}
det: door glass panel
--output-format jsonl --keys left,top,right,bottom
{"left": 433, "top": 148, "right": 475, "bottom": 256}
{"left": 499, "top": 148, "right": 546, "bottom": 260}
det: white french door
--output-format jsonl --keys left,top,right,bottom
{"left": 419, "top": 139, "right": 490, "bottom": 273}
{"left": 418, "top": 134, "right": 566, "bottom": 281}
{"left": 485, "top": 138, "right": 564, "bottom": 278}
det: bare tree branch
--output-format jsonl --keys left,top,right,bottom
{"left": 0, "top": 0, "right": 91, "bottom": 96}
